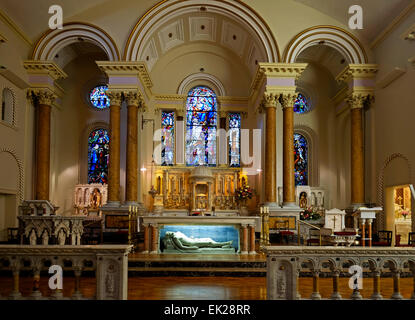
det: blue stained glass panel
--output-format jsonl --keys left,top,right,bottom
{"left": 161, "top": 111, "right": 175, "bottom": 166}
{"left": 90, "top": 85, "right": 110, "bottom": 109}
{"left": 88, "top": 128, "right": 109, "bottom": 184}
{"left": 294, "top": 133, "right": 308, "bottom": 186}
{"left": 186, "top": 86, "right": 217, "bottom": 166}
{"left": 229, "top": 113, "right": 241, "bottom": 167}
{"left": 293, "top": 93, "right": 310, "bottom": 114}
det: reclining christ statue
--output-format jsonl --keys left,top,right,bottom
{"left": 163, "top": 231, "right": 233, "bottom": 251}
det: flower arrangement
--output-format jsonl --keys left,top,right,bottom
{"left": 235, "top": 185, "right": 253, "bottom": 202}
{"left": 300, "top": 206, "right": 322, "bottom": 221}
{"left": 401, "top": 210, "right": 410, "bottom": 220}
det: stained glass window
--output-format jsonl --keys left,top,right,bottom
{"left": 294, "top": 133, "right": 308, "bottom": 186}
{"left": 161, "top": 111, "right": 175, "bottom": 166}
{"left": 229, "top": 113, "right": 241, "bottom": 167}
{"left": 186, "top": 86, "right": 217, "bottom": 166}
{"left": 293, "top": 93, "right": 310, "bottom": 114}
{"left": 88, "top": 129, "right": 109, "bottom": 184}
{"left": 89, "top": 85, "right": 110, "bottom": 109}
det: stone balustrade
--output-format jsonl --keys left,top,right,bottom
{"left": 0, "top": 245, "right": 132, "bottom": 300}
{"left": 264, "top": 246, "right": 415, "bottom": 300}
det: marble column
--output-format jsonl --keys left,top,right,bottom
{"left": 264, "top": 94, "right": 277, "bottom": 205}
{"left": 280, "top": 93, "right": 297, "bottom": 206}
{"left": 249, "top": 225, "right": 256, "bottom": 254}
{"left": 125, "top": 92, "right": 142, "bottom": 205}
{"left": 371, "top": 270, "right": 383, "bottom": 300}
{"left": 241, "top": 224, "right": 248, "bottom": 254}
{"left": 150, "top": 224, "right": 159, "bottom": 254}
{"left": 347, "top": 94, "right": 373, "bottom": 206}
{"left": 311, "top": 271, "right": 321, "bottom": 300}
{"left": 107, "top": 91, "right": 123, "bottom": 205}
{"left": 143, "top": 223, "right": 150, "bottom": 254}
{"left": 31, "top": 91, "right": 56, "bottom": 200}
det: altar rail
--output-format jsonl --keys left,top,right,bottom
{"left": 0, "top": 245, "right": 132, "bottom": 300}
{"left": 264, "top": 246, "right": 415, "bottom": 300}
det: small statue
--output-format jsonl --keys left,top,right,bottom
{"left": 89, "top": 188, "right": 102, "bottom": 210}
{"left": 29, "top": 229, "right": 37, "bottom": 245}
{"left": 299, "top": 192, "right": 308, "bottom": 209}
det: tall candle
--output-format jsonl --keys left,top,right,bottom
{"left": 260, "top": 207, "right": 263, "bottom": 214}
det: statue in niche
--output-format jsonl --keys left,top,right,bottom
{"left": 57, "top": 229, "right": 66, "bottom": 245}
{"left": 299, "top": 192, "right": 308, "bottom": 209}
{"left": 89, "top": 188, "right": 102, "bottom": 210}
{"left": 163, "top": 231, "right": 233, "bottom": 251}
{"left": 42, "top": 231, "right": 49, "bottom": 245}
{"left": 29, "top": 229, "right": 37, "bottom": 245}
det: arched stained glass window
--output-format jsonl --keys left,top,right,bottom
{"left": 229, "top": 113, "right": 241, "bottom": 167}
{"left": 90, "top": 85, "right": 110, "bottom": 109}
{"left": 293, "top": 93, "right": 310, "bottom": 114}
{"left": 186, "top": 86, "right": 217, "bottom": 166}
{"left": 161, "top": 111, "right": 175, "bottom": 166}
{"left": 88, "top": 129, "right": 109, "bottom": 184}
{"left": 294, "top": 133, "right": 308, "bottom": 186}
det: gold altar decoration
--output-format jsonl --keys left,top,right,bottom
{"left": 260, "top": 206, "right": 270, "bottom": 246}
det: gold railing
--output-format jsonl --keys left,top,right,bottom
{"left": 297, "top": 220, "right": 321, "bottom": 246}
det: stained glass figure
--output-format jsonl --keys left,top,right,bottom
{"left": 88, "top": 129, "right": 109, "bottom": 184}
{"left": 229, "top": 113, "right": 241, "bottom": 167}
{"left": 186, "top": 86, "right": 217, "bottom": 166}
{"left": 294, "top": 133, "right": 308, "bottom": 186}
{"left": 293, "top": 93, "right": 310, "bottom": 114}
{"left": 90, "top": 85, "right": 110, "bottom": 109}
{"left": 161, "top": 111, "right": 175, "bottom": 166}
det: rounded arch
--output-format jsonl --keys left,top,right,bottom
{"left": 0, "top": 148, "right": 24, "bottom": 204}
{"left": 283, "top": 26, "right": 368, "bottom": 64}
{"left": 124, "top": 0, "right": 280, "bottom": 63}
{"left": 178, "top": 73, "right": 226, "bottom": 96}
{"left": 377, "top": 153, "right": 412, "bottom": 230}
{"left": 1, "top": 86, "right": 17, "bottom": 127}
{"left": 32, "top": 22, "right": 120, "bottom": 61}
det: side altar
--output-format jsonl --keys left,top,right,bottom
{"left": 141, "top": 216, "right": 258, "bottom": 255}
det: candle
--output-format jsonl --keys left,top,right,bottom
{"left": 129, "top": 205, "right": 131, "bottom": 213}
{"left": 260, "top": 207, "right": 263, "bottom": 214}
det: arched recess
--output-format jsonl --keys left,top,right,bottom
{"left": 124, "top": 0, "right": 280, "bottom": 63}
{"left": 294, "top": 125, "right": 318, "bottom": 187}
{"left": 1, "top": 87, "right": 16, "bottom": 126}
{"left": 0, "top": 148, "right": 24, "bottom": 204}
{"left": 178, "top": 73, "right": 226, "bottom": 96}
{"left": 79, "top": 121, "right": 110, "bottom": 184}
{"left": 283, "top": 26, "right": 368, "bottom": 64}
{"left": 32, "top": 22, "right": 120, "bottom": 61}
{"left": 377, "top": 153, "right": 413, "bottom": 231}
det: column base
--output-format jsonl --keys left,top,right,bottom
{"left": 310, "top": 292, "right": 321, "bottom": 300}
{"left": 391, "top": 292, "right": 403, "bottom": 300}
{"left": 71, "top": 292, "right": 84, "bottom": 300}
{"left": 282, "top": 202, "right": 298, "bottom": 208}
{"left": 370, "top": 293, "right": 383, "bottom": 300}
{"left": 248, "top": 251, "right": 257, "bottom": 255}
{"left": 240, "top": 251, "right": 248, "bottom": 255}
{"left": 8, "top": 291, "right": 22, "bottom": 300}
{"left": 330, "top": 292, "right": 342, "bottom": 300}
{"left": 350, "top": 290, "right": 363, "bottom": 300}
{"left": 263, "top": 202, "right": 280, "bottom": 210}
{"left": 150, "top": 250, "right": 158, "bottom": 254}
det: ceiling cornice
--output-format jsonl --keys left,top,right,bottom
{"left": 0, "top": 9, "right": 32, "bottom": 46}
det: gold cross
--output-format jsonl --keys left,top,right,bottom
{"left": 332, "top": 216, "right": 337, "bottom": 229}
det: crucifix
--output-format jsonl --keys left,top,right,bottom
{"left": 332, "top": 215, "right": 337, "bottom": 230}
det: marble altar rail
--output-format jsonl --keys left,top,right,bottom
{"left": 264, "top": 246, "right": 415, "bottom": 300}
{"left": 0, "top": 245, "right": 132, "bottom": 300}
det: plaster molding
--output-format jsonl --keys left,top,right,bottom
{"left": 106, "top": 90, "right": 123, "bottom": 106}
{"left": 0, "top": 85, "right": 17, "bottom": 127}
{"left": 336, "top": 64, "right": 378, "bottom": 83}
{"left": 23, "top": 61, "right": 67, "bottom": 81}
{"left": 283, "top": 25, "right": 368, "bottom": 64}
{"left": 177, "top": 73, "right": 226, "bottom": 96}
{"left": 0, "top": 147, "right": 24, "bottom": 203}
{"left": 27, "top": 89, "right": 57, "bottom": 106}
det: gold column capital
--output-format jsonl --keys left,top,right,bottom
{"left": 124, "top": 91, "right": 143, "bottom": 107}
{"left": 262, "top": 93, "right": 279, "bottom": 108}
{"left": 27, "top": 89, "right": 57, "bottom": 105}
{"left": 279, "top": 93, "right": 298, "bottom": 109}
{"left": 107, "top": 90, "right": 123, "bottom": 106}
{"left": 346, "top": 92, "right": 375, "bottom": 109}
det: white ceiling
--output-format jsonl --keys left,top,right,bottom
{"left": 0, "top": 0, "right": 412, "bottom": 44}
{"left": 293, "top": 0, "right": 413, "bottom": 42}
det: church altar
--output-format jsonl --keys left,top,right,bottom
{"left": 152, "top": 166, "right": 248, "bottom": 216}
{"left": 141, "top": 216, "right": 258, "bottom": 255}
